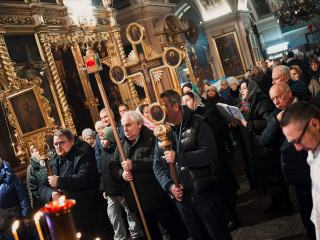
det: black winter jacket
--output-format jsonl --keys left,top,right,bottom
{"left": 109, "top": 126, "right": 171, "bottom": 213}
{"left": 100, "top": 143, "right": 122, "bottom": 196}
{"left": 239, "top": 93, "right": 285, "bottom": 194}
{"left": 153, "top": 106, "right": 220, "bottom": 198}
{"left": 261, "top": 99, "right": 320, "bottom": 186}
{"left": 261, "top": 108, "right": 310, "bottom": 185}
{"left": 39, "top": 146, "right": 100, "bottom": 231}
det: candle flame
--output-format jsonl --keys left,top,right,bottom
{"left": 76, "top": 232, "right": 81, "bottom": 238}
{"left": 58, "top": 195, "right": 66, "bottom": 206}
{"left": 12, "top": 220, "right": 19, "bottom": 231}
{"left": 34, "top": 212, "right": 42, "bottom": 221}
{"left": 95, "top": 238, "right": 100, "bottom": 240}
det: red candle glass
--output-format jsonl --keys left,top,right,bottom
{"left": 40, "top": 196, "right": 77, "bottom": 240}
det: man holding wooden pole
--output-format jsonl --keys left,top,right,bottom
{"left": 109, "top": 111, "right": 186, "bottom": 240}
{"left": 153, "top": 90, "right": 232, "bottom": 240}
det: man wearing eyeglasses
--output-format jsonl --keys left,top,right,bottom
{"left": 281, "top": 102, "right": 320, "bottom": 240}
{"left": 39, "top": 129, "right": 101, "bottom": 239}
{"left": 261, "top": 82, "right": 316, "bottom": 239}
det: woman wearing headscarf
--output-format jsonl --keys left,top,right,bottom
{"left": 181, "top": 82, "right": 198, "bottom": 94}
{"left": 203, "top": 85, "right": 226, "bottom": 110}
{"left": 136, "top": 104, "right": 156, "bottom": 131}
{"left": 182, "top": 91, "right": 240, "bottom": 231}
{"left": 252, "top": 65, "right": 272, "bottom": 97}
{"left": 237, "top": 79, "right": 291, "bottom": 213}
{"left": 290, "top": 65, "right": 320, "bottom": 101}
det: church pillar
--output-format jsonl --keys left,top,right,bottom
{"left": 37, "top": 29, "right": 77, "bottom": 135}
{"left": 0, "top": 27, "right": 16, "bottom": 85}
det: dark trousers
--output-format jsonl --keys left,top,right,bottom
{"left": 175, "top": 190, "right": 232, "bottom": 240}
{"left": 137, "top": 201, "right": 187, "bottom": 240}
{"left": 295, "top": 184, "right": 316, "bottom": 240}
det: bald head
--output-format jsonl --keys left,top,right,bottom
{"left": 269, "top": 82, "right": 293, "bottom": 110}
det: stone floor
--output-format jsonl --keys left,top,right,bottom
{"left": 230, "top": 145, "right": 308, "bottom": 240}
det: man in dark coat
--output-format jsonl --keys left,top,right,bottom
{"left": 272, "top": 65, "right": 312, "bottom": 98}
{"left": 261, "top": 82, "right": 317, "bottom": 240}
{"left": 153, "top": 90, "right": 231, "bottom": 240}
{"left": 39, "top": 129, "right": 101, "bottom": 239}
{"left": 109, "top": 111, "right": 186, "bottom": 240}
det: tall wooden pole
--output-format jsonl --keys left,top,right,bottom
{"left": 94, "top": 72, "right": 152, "bottom": 240}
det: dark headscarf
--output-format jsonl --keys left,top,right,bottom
{"left": 240, "top": 79, "right": 261, "bottom": 111}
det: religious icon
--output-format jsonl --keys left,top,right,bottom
{"left": 9, "top": 88, "right": 47, "bottom": 135}
{"left": 150, "top": 105, "right": 165, "bottom": 123}
{"left": 110, "top": 65, "right": 126, "bottom": 84}
{"left": 163, "top": 48, "right": 182, "bottom": 68}
{"left": 127, "top": 23, "right": 143, "bottom": 43}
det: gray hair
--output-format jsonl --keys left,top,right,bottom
{"left": 100, "top": 108, "right": 114, "bottom": 116}
{"left": 122, "top": 111, "right": 144, "bottom": 125}
{"left": 54, "top": 129, "right": 74, "bottom": 141}
{"left": 160, "top": 90, "right": 182, "bottom": 110}
{"left": 273, "top": 65, "right": 290, "bottom": 78}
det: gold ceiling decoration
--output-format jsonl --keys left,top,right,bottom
{"left": 0, "top": 16, "right": 34, "bottom": 25}
{"left": 43, "top": 17, "right": 66, "bottom": 26}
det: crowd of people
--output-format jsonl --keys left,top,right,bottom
{"left": 1, "top": 49, "right": 320, "bottom": 240}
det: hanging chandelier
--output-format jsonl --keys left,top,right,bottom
{"left": 271, "top": 0, "right": 320, "bottom": 26}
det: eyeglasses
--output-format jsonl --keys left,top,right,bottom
{"left": 54, "top": 140, "right": 70, "bottom": 147}
{"left": 290, "top": 120, "right": 311, "bottom": 144}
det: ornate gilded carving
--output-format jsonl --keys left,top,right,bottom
{"left": 128, "top": 78, "right": 140, "bottom": 109}
{"left": 48, "top": 32, "right": 111, "bottom": 52}
{"left": 113, "top": 31, "right": 126, "bottom": 65}
{"left": 84, "top": 97, "right": 99, "bottom": 109}
{"left": 0, "top": 35, "right": 16, "bottom": 84}
{"left": 38, "top": 33, "right": 77, "bottom": 135}
{"left": 98, "top": 19, "right": 110, "bottom": 26}
{"left": 0, "top": 16, "right": 34, "bottom": 25}
{"left": 43, "top": 17, "right": 66, "bottom": 25}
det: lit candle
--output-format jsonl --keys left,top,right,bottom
{"left": 76, "top": 232, "right": 81, "bottom": 239}
{"left": 12, "top": 220, "right": 19, "bottom": 240}
{"left": 34, "top": 212, "right": 45, "bottom": 240}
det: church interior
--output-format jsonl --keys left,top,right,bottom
{"left": 0, "top": 0, "right": 319, "bottom": 239}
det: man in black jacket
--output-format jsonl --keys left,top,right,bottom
{"left": 39, "top": 129, "right": 101, "bottom": 239}
{"left": 109, "top": 111, "right": 186, "bottom": 240}
{"left": 153, "top": 90, "right": 231, "bottom": 240}
{"left": 261, "top": 82, "right": 316, "bottom": 240}
{"left": 272, "top": 65, "right": 312, "bottom": 98}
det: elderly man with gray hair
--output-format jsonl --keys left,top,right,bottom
{"left": 272, "top": 65, "right": 312, "bottom": 99}
{"left": 109, "top": 111, "right": 186, "bottom": 240}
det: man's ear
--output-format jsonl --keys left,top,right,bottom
{"left": 174, "top": 102, "right": 179, "bottom": 111}
{"left": 313, "top": 118, "right": 320, "bottom": 131}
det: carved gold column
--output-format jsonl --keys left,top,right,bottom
{"left": 37, "top": 32, "right": 77, "bottom": 135}
{"left": 0, "top": 35, "right": 16, "bottom": 84}
{"left": 128, "top": 78, "right": 140, "bottom": 109}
